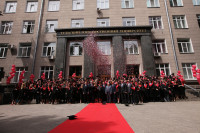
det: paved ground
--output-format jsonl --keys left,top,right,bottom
{"left": 117, "top": 101, "right": 200, "bottom": 133}
{"left": 0, "top": 104, "right": 88, "bottom": 133}
{"left": 0, "top": 102, "right": 200, "bottom": 133}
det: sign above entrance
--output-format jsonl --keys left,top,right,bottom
{"left": 55, "top": 26, "right": 152, "bottom": 37}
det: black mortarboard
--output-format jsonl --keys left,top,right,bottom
{"left": 102, "top": 101, "right": 106, "bottom": 105}
{"left": 67, "top": 115, "right": 77, "bottom": 120}
{"left": 125, "top": 103, "right": 129, "bottom": 106}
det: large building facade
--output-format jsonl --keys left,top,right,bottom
{"left": 0, "top": 0, "right": 200, "bottom": 84}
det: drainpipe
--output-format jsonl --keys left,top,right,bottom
{"left": 164, "top": 0, "right": 179, "bottom": 71}
{"left": 32, "top": 0, "right": 44, "bottom": 74}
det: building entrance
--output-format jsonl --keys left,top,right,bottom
{"left": 126, "top": 65, "right": 139, "bottom": 77}
{"left": 69, "top": 66, "right": 82, "bottom": 78}
{"left": 97, "top": 65, "right": 111, "bottom": 80}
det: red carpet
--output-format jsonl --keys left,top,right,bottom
{"left": 49, "top": 103, "right": 134, "bottom": 133}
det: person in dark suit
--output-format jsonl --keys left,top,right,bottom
{"left": 82, "top": 81, "right": 88, "bottom": 103}
{"left": 105, "top": 82, "right": 112, "bottom": 103}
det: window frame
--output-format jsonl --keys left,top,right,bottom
{"left": 48, "top": 0, "right": 60, "bottom": 12}
{"left": 177, "top": 39, "right": 194, "bottom": 54}
{"left": 69, "top": 42, "right": 83, "bottom": 56}
{"left": 22, "top": 20, "right": 35, "bottom": 34}
{"left": 122, "top": 17, "right": 136, "bottom": 26}
{"left": 124, "top": 40, "right": 139, "bottom": 55}
{"left": 1, "top": 21, "right": 13, "bottom": 34}
{"left": 71, "top": 19, "right": 84, "bottom": 28}
{"left": 152, "top": 40, "right": 168, "bottom": 54}
{"left": 156, "top": 63, "right": 171, "bottom": 76}
{"left": 18, "top": 43, "right": 31, "bottom": 57}
{"left": 147, "top": 0, "right": 160, "bottom": 8}
{"left": 0, "top": 44, "right": 8, "bottom": 58}
{"left": 97, "top": 0, "right": 109, "bottom": 9}
{"left": 26, "top": 1, "right": 38, "bottom": 12}
{"left": 173, "top": 15, "right": 188, "bottom": 29}
{"left": 149, "top": 16, "right": 163, "bottom": 29}
{"left": 72, "top": 0, "right": 84, "bottom": 10}
{"left": 182, "top": 63, "right": 197, "bottom": 80}
{"left": 193, "top": 0, "right": 200, "bottom": 5}
{"left": 40, "top": 66, "right": 54, "bottom": 79}
{"left": 5, "top": 1, "right": 17, "bottom": 13}
{"left": 121, "top": 0, "right": 134, "bottom": 8}
{"left": 12, "top": 67, "right": 28, "bottom": 83}
{"left": 169, "top": 0, "right": 183, "bottom": 7}
{"left": 97, "top": 18, "right": 110, "bottom": 27}
{"left": 42, "top": 42, "right": 56, "bottom": 57}
{"left": 197, "top": 14, "right": 200, "bottom": 28}
{"left": 97, "top": 41, "right": 111, "bottom": 55}
{"left": 46, "top": 20, "right": 58, "bottom": 33}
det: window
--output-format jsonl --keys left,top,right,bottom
{"left": 193, "top": 0, "right": 200, "bottom": 5}
{"left": 182, "top": 63, "right": 196, "bottom": 79}
{"left": 197, "top": 15, "right": 200, "bottom": 27}
{"left": 121, "top": 0, "right": 134, "bottom": 8}
{"left": 71, "top": 19, "right": 84, "bottom": 28}
{"left": 178, "top": 39, "right": 193, "bottom": 53}
{"left": 97, "top": 18, "right": 110, "bottom": 27}
{"left": 48, "top": 0, "right": 60, "bottom": 11}
{"left": 97, "top": 41, "right": 111, "bottom": 55}
{"left": 22, "top": 21, "right": 35, "bottom": 34}
{"left": 73, "top": 0, "right": 84, "bottom": 10}
{"left": 26, "top": 1, "right": 38, "bottom": 12}
{"left": 12, "top": 67, "right": 28, "bottom": 83}
{"left": 40, "top": 66, "right": 54, "bottom": 79}
{"left": 5, "top": 2, "right": 17, "bottom": 13}
{"left": 0, "top": 68, "right": 4, "bottom": 81}
{"left": 124, "top": 40, "right": 138, "bottom": 54}
{"left": 18, "top": 43, "right": 31, "bottom": 57}
{"left": 149, "top": 16, "right": 163, "bottom": 29}
{"left": 0, "top": 44, "right": 8, "bottom": 58}
{"left": 169, "top": 0, "right": 183, "bottom": 7}
{"left": 156, "top": 64, "right": 170, "bottom": 76}
{"left": 46, "top": 20, "right": 58, "bottom": 32}
{"left": 42, "top": 42, "right": 56, "bottom": 57}
{"left": 173, "top": 15, "right": 188, "bottom": 28}
{"left": 1, "top": 21, "right": 13, "bottom": 34}
{"left": 70, "top": 42, "right": 83, "bottom": 56}
{"left": 97, "top": 0, "right": 109, "bottom": 9}
{"left": 123, "top": 17, "right": 136, "bottom": 26}
{"left": 147, "top": 0, "right": 160, "bottom": 7}
{"left": 69, "top": 66, "right": 82, "bottom": 78}
{"left": 152, "top": 40, "right": 167, "bottom": 54}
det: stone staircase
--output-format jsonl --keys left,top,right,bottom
{"left": 184, "top": 84, "right": 200, "bottom": 101}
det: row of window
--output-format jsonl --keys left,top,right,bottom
{"left": 3, "top": 0, "right": 200, "bottom": 14}
{"left": 0, "top": 62, "right": 196, "bottom": 83}
{"left": 1, "top": 15, "right": 200, "bottom": 34}
{"left": 0, "top": 38, "right": 194, "bottom": 59}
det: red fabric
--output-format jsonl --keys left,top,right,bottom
{"left": 144, "top": 84, "right": 147, "bottom": 88}
{"left": 49, "top": 103, "right": 134, "bottom": 133}
{"left": 149, "top": 83, "right": 153, "bottom": 87}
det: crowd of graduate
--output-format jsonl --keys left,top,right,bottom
{"left": 11, "top": 74, "right": 187, "bottom": 105}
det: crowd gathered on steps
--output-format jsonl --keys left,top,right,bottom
{"left": 11, "top": 74, "right": 187, "bottom": 105}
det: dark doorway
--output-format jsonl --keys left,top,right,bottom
{"left": 0, "top": 67, "right": 4, "bottom": 81}
{"left": 97, "top": 65, "right": 111, "bottom": 80}
{"left": 126, "top": 65, "right": 139, "bottom": 77}
{"left": 69, "top": 66, "right": 82, "bottom": 78}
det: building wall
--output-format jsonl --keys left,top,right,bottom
{"left": 0, "top": 0, "right": 200, "bottom": 83}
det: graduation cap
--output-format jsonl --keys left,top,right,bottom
{"left": 102, "top": 101, "right": 106, "bottom": 105}
{"left": 67, "top": 115, "right": 77, "bottom": 120}
{"left": 125, "top": 103, "right": 129, "bottom": 106}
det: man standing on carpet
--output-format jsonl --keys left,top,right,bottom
{"left": 105, "top": 82, "right": 112, "bottom": 103}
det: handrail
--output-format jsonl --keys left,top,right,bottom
{"left": 184, "top": 84, "right": 200, "bottom": 94}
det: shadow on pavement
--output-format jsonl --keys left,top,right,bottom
{"left": 0, "top": 115, "right": 66, "bottom": 133}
